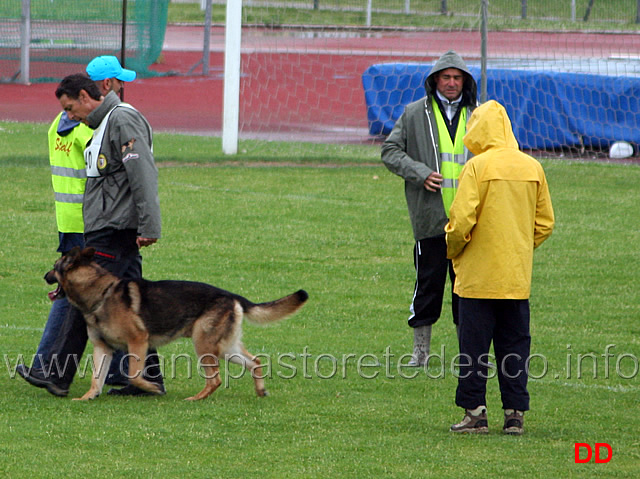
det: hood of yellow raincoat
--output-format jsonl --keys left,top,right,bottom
{"left": 463, "top": 100, "right": 519, "bottom": 155}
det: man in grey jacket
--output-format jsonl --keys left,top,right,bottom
{"left": 16, "top": 59, "right": 136, "bottom": 394}
{"left": 23, "top": 73, "right": 164, "bottom": 397}
{"left": 381, "top": 51, "right": 477, "bottom": 366}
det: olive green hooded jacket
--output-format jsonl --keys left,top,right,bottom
{"left": 381, "top": 50, "right": 477, "bottom": 240}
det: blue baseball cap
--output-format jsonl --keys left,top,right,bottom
{"left": 86, "top": 55, "right": 137, "bottom": 82}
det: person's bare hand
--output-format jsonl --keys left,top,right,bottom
{"left": 136, "top": 237, "right": 157, "bottom": 248}
{"left": 424, "top": 172, "right": 444, "bottom": 192}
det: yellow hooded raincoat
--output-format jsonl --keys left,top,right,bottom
{"left": 445, "top": 100, "right": 555, "bottom": 299}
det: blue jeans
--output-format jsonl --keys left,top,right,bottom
{"left": 33, "top": 297, "right": 70, "bottom": 369}
{"left": 34, "top": 295, "right": 129, "bottom": 384}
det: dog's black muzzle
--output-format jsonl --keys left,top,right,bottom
{"left": 44, "top": 270, "right": 57, "bottom": 285}
{"left": 44, "top": 269, "right": 65, "bottom": 301}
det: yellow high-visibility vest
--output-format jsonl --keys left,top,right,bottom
{"left": 48, "top": 112, "right": 92, "bottom": 233}
{"left": 432, "top": 97, "right": 469, "bottom": 217}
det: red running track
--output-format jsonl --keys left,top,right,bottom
{"left": 2, "top": 27, "right": 639, "bottom": 142}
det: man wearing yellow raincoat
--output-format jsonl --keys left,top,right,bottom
{"left": 445, "top": 100, "right": 554, "bottom": 435}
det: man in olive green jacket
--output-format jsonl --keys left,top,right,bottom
{"left": 382, "top": 50, "right": 477, "bottom": 366}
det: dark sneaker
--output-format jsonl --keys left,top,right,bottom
{"left": 105, "top": 375, "right": 129, "bottom": 387}
{"left": 15, "top": 363, "right": 30, "bottom": 380}
{"left": 450, "top": 406, "right": 489, "bottom": 434}
{"left": 16, "top": 364, "right": 69, "bottom": 397}
{"left": 503, "top": 409, "right": 524, "bottom": 435}
{"left": 107, "top": 383, "right": 166, "bottom": 397}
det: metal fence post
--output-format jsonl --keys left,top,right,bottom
{"left": 20, "top": 0, "right": 30, "bottom": 85}
{"left": 481, "top": 0, "right": 488, "bottom": 103}
{"left": 584, "top": 0, "right": 595, "bottom": 21}
{"left": 120, "top": 0, "right": 127, "bottom": 100}
{"left": 203, "top": 0, "right": 212, "bottom": 75}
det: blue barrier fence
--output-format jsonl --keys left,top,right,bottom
{"left": 362, "top": 63, "right": 640, "bottom": 150}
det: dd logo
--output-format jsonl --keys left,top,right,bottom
{"left": 574, "top": 443, "right": 612, "bottom": 463}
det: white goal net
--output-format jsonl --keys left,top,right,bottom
{"left": 220, "top": 0, "right": 640, "bottom": 159}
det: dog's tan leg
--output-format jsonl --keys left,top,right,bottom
{"left": 226, "top": 344, "right": 268, "bottom": 397}
{"left": 126, "top": 339, "right": 165, "bottom": 395}
{"left": 74, "top": 341, "right": 112, "bottom": 401}
{"left": 186, "top": 355, "right": 222, "bottom": 401}
{"left": 186, "top": 332, "right": 222, "bottom": 401}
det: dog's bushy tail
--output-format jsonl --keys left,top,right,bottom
{"left": 242, "top": 290, "right": 308, "bottom": 324}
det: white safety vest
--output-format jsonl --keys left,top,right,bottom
{"left": 84, "top": 103, "right": 137, "bottom": 177}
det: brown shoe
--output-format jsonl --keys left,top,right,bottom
{"left": 503, "top": 409, "right": 524, "bottom": 435}
{"left": 450, "top": 406, "right": 489, "bottom": 434}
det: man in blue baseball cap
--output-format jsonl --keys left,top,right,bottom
{"left": 15, "top": 55, "right": 152, "bottom": 397}
{"left": 86, "top": 55, "right": 136, "bottom": 97}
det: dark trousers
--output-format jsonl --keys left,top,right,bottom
{"left": 408, "top": 234, "right": 459, "bottom": 328}
{"left": 455, "top": 298, "right": 531, "bottom": 411}
{"left": 50, "top": 229, "right": 163, "bottom": 387}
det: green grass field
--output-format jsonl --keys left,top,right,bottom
{"left": 0, "top": 121, "right": 639, "bottom": 477}
{"left": 164, "top": 0, "right": 640, "bottom": 30}
{"left": 2, "top": 0, "right": 639, "bottom": 30}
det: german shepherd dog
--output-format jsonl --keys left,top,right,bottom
{"left": 44, "top": 247, "right": 308, "bottom": 401}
